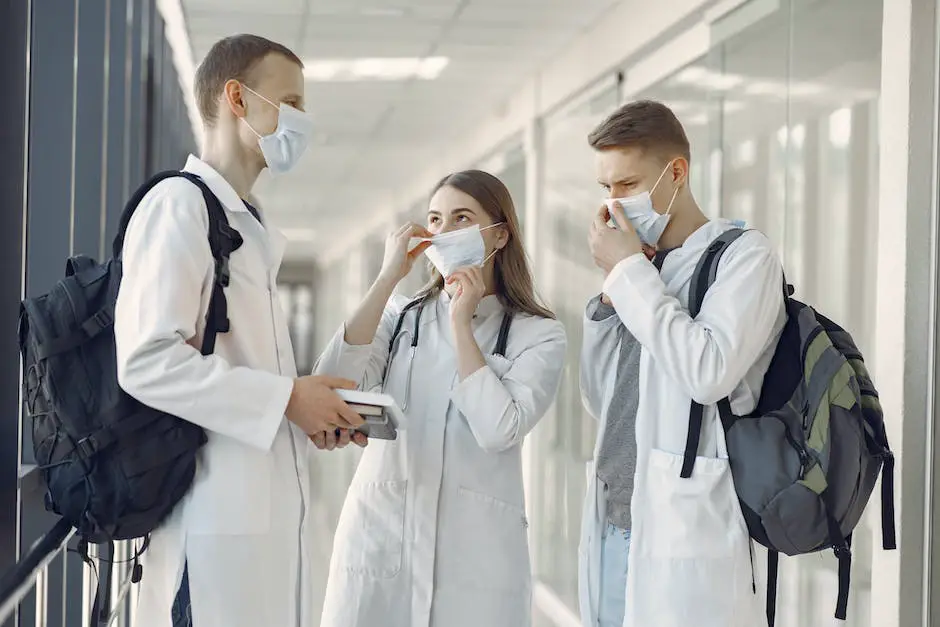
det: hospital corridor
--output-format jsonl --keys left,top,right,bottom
{"left": 1, "top": 0, "right": 939, "bottom": 625}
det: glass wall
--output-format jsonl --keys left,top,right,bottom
{"left": 531, "top": 0, "right": 883, "bottom": 624}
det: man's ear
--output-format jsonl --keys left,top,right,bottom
{"left": 671, "top": 157, "right": 690, "bottom": 188}
{"left": 223, "top": 79, "right": 247, "bottom": 118}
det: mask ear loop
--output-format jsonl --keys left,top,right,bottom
{"left": 664, "top": 186, "right": 680, "bottom": 215}
{"left": 238, "top": 83, "right": 279, "bottom": 139}
{"left": 241, "top": 84, "right": 279, "bottom": 110}
{"left": 651, "top": 160, "right": 681, "bottom": 216}
{"left": 480, "top": 222, "right": 507, "bottom": 266}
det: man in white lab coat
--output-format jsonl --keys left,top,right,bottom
{"left": 578, "top": 100, "right": 787, "bottom": 627}
{"left": 114, "top": 35, "right": 365, "bottom": 627}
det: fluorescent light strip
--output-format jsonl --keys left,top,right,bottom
{"left": 155, "top": 0, "right": 203, "bottom": 149}
{"left": 303, "top": 57, "right": 449, "bottom": 82}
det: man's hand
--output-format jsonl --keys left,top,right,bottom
{"left": 589, "top": 202, "right": 645, "bottom": 274}
{"left": 310, "top": 428, "right": 369, "bottom": 451}
{"left": 285, "top": 375, "right": 364, "bottom": 435}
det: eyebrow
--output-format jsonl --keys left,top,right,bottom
{"left": 428, "top": 207, "right": 475, "bottom": 215}
{"left": 599, "top": 177, "right": 638, "bottom": 186}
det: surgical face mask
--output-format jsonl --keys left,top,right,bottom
{"left": 606, "top": 161, "right": 680, "bottom": 246}
{"left": 419, "top": 223, "right": 503, "bottom": 278}
{"left": 240, "top": 85, "right": 313, "bottom": 175}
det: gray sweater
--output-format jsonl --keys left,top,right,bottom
{"left": 591, "top": 298, "right": 641, "bottom": 530}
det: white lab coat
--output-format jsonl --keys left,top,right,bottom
{"left": 578, "top": 219, "right": 787, "bottom": 627}
{"left": 316, "top": 291, "right": 566, "bottom": 627}
{"left": 114, "top": 156, "right": 313, "bottom": 627}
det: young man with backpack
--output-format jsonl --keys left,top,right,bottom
{"left": 577, "top": 100, "right": 787, "bottom": 627}
{"left": 113, "top": 35, "right": 365, "bottom": 626}
{"left": 577, "top": 99, "right": 895, "bottom": 627}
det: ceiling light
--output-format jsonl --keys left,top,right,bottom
{"left": 302, "top": 57, "right": 450, "bottom": 82}
{"left": 673, "top": 67, "right": 743, "bottom": 91}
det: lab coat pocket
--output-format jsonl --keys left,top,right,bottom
{"left": 454, "top": 487, "right": 530, "bottom": 591}
{"left": 333, "top": 480, "right": 406, "bottom": 578}
{"left": 627, "top": 449, "right": 751, "bottom": 626}
{"left": 643, "top": 448, "right": 744, "bottom": 558}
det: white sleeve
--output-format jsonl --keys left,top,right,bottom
{"left": 114, "top": 179, "right": 294, "bottom": 451}
{"left": 313, "top": 294, "right": 411, "bottom": 392}
{"left": 580, "top": 295, "right": 623, "bottom": 420}
{"left": 451, "top": 319, "right": 567, "bottom": 453}
{"left": 603, "top": 232, "right": 784, "bottom": 406}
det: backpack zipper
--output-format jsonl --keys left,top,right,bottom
{"left": 778, "top": 414, "right": 812, "bottom": 479}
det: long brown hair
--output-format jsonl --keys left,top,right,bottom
{"left": 415, "top": 170, "right": 555, "bottom": 320}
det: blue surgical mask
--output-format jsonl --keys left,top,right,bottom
{"left": 606, "top": 160, "right": 679, "bottom": 246}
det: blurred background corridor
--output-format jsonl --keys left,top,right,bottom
{"left": 2, "top": 0, "right": 939, "bottom": 625}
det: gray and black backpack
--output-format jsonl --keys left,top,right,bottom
{"left": 681, "top": 228, "right": 896, "bottom": 626}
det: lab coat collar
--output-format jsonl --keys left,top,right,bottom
{"left": 680, "top": 218, "right": 740, "bottom": 250}
{"left": 182, "top": 155, "right": 251, "bottom": 216}
{"left": 183, "top": 155, "right": 287, "bottom": 273}
{"left": 656, "top": 218, "right": 742, "bottom": 272}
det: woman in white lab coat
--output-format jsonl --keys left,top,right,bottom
{"left": 315, "top": 170, "right": 567, "bottom": 627}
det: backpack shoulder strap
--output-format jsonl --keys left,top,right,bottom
{"left": 680, "top": 227, "right": 747, "bottom": 479}
{"left": 112, "top": 171, "right": 243, "bottom": 356}
{"left": 688, "top": 227, "right": 748, "bottom": 318}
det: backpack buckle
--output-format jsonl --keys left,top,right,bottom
{"left": 214, "top": 257, "right": 231, "bottom": 288}
{"left": 76, "top": 435, "right": 99, "bottom": 458}
{"left": 832, "top": 543, "right": 851, "bottom": 560}
{"left": 81, "top": 309, "right": 114, "bottom": 337}
{"left": 75, "top": 430, "right": 114, "bottom": 459}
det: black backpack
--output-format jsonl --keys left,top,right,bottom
{"left": 18, "top": 171, "right": 244, "bottom": 622}
{"left": 682, "top": 228, "right": 896, "bottom": 626}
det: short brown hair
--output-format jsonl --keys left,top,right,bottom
{"left": 194, "top": 34, "right": 303, "bottom": 126}
{"left": 588, "top": 100, "right": 691, "bottom": 162}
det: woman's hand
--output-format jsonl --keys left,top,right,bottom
{"left": 378, "top": 223, "right": 433, "bottom": 286}
{"left": 447, "top": 265, "right": 486, "bottom": 328}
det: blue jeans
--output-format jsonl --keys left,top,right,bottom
{"left": 598, "top": 523, "right": 631, "bottom": 627}
{"left": 171, "top": 564, "right": 192, "bottom": 627}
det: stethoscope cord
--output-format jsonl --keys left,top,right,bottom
{"left": 382, "top": 295, "right": 513, "bottom": 411}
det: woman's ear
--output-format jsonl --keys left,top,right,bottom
{"left": 494, "top": 225, "right": 510, "bottom": 251}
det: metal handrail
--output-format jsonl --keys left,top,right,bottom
{"left": 0, "top": 517, "right": 138, "bottom": 626}
{"left": 0, "top": 518, "right": 74, "bottom": 621}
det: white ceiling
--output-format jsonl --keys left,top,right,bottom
{"left": 181, "top": 0, "right": 622, "bottom": 259}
